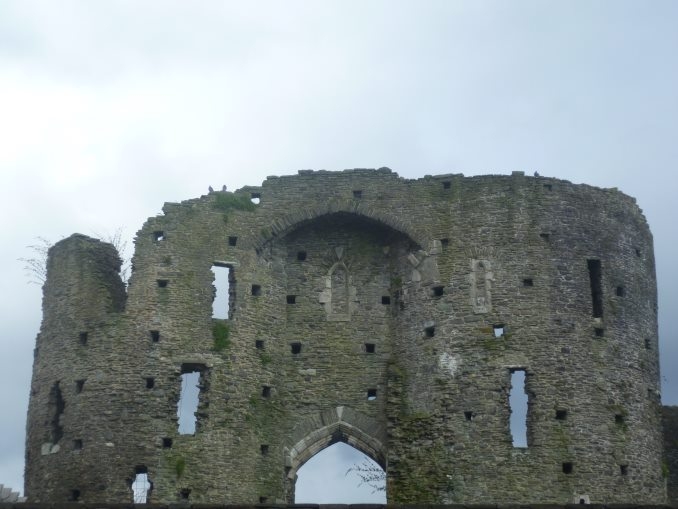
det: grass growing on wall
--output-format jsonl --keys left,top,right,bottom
{"left": 213, "top": 321, "right": 230, "bottom": 351}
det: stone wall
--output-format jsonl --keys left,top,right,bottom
{"left": 25, "top": 169, "right": 665, "bottom": 504}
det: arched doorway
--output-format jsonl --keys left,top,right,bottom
{"left": 295, "top": 442, "right": 385, "bottom": 503}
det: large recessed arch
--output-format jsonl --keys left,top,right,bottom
{"left": 254, "top": 200, "right": 426, "bottom": 250}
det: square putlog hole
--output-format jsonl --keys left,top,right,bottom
{"left": 290, "top": 342, "right": 302, "bottom": 354}
{"left": 286, "top": 295, "right": 296, "bottom": 304}
{"left": 365, "top": 343, "right": 376, "bottom": 353}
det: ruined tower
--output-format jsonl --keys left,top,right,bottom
{"left": 25, "top": 169, "right": 664, "bottom": 504}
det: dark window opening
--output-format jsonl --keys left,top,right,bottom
{"left": 79, "top": 332, "right": 88, "bottom": 345}
{"left": 645, "top": 338, "right": 651, "bottom": 350}
{"left": 291, "top": 342, "right": 302, "bottom": 354}
{"left": 367, "top": 389, "right": 377, "bottom": 401}
{"left": 540, "top": 233, "right": 550, "bottom": 241}
{"left": 297, "top": 251, "right": 307, "bottom": 261}
{"left": 145, "top": 377, "right": 155, "bottom": 389}
{"left": 75, "top": 379, "right": 85, "bottom": 394}
{"left": 177, "top": 364, "right": 207, "bottom": 435}
{"left": 635, "top": 248, "right": 641, "bottom": 257}
{"left": 556, "top": 409, "right": 567, "bottom": 420}
{"left": 73, "top": 439, "right": 83, "bottom": 450}
{"left": 493, "top": 324, "right": 505, "bottom": 337}
{"left": 365, "top": 343, "right": 376, "bottom": 354}
{"left": 543, "top": 184, "right": 552, "bottom": 191}
{"left": 523, "top": 278, "right": 534, "bottom": 287}
{"left": 262, "top": 386, "right": 271, "bottom": 398}
{"left": 353, "top": 190, "right": 362, "bottom": 199}
{"left": 464, "top": 411, "right": 474, "bottom": 421}
{"left": 442, "top": 181, "right": 451, "bottom": 189}
{"left": 432, "top": 285, "right": 444, "bottom": 297}
{"left": 228, "top": 236, "right": 237, "bottom": 246}
{"left": 616, "top": 286, "right": 625, "bottom": 297}
{"left": 150, "top": 330, "right": 160, "bottom": 342}
{"left": 441, "top": 238, "right": 449, "bottom": 250}
{"left": 579, "top": 498, "right": 588, "bottom": 505}
{"left": 424, "top": 326, "right": 435, "bottom": 338}
{"left": 509, "top": 369, "right": 528, "bottom": 447}
{"left": 157, "top": 279, "right": 168, "bottom": 288}
{"left": 260, "top": 444, "right": 269, "bottom": 456}
{"left": 48, "top": 381, "right": 65, "bottom": 444}
{"left": 587, "top": 259, "right": 603, "bottom": 318}
{"left": 153, "top": 231, "right": 165, "bottom": 242}
{"left": 620, "top": 464, "right": 628, "bottom": 476}
{"left": 594, "top": 328, "right": 604, "bottom": 338}
{"left": 259, "top": 497, "right": 268, "bottom": 504}
{"left": 162, "top": 437, "right": 173, "bottom": 448}
{"left": 180, "top": 489, "right": 191, "bottom": 500}
{"left": 255, "top": 340, "right": 264, "bottom": 349}
{"left": 251, "top": 192, "right": 261, "bottom": 204}
{"left": 212, "top": 263, "right": 234, "bottom": 320}
{"left": 251, "top": 284, "right": 261, "bottom": 296}
{"left": 381, "top": 295, "right": 391, "bottom": 305}
{"left": 69, "top": 489, "right": 81, "bottom": 501}
{"left": 286, "top": 295, "right": 296, "bottom": 304}
{"left": 562, "top": 462, "right": 573, "bottom": 474}
{"left": 615, "top": 413, "right": 625, "bottom": 425}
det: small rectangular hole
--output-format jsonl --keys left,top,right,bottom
{"left": 291, "top": 342, "right": 302, "bottom": 354}
{"left": 464, "top": 411, "right": 474, "bottom": 421}
{"left": 615, "top": 413, "right": 625, "bottom": 425}
{"left": 145, "top": 377, "right": 155, "bottom": 389}
{"left": 594, "top": 328, "right": 604, "bottom": 338}
{"left": 432, "top": 285, "right": 444, "bottom": 297}
{"left": 259, "top": 497, "right": 268, "bottom": 504}
{"left": 620, "top": 464, "right": 628, "bottom": 475}
{"left": 543, "top": 184, "right": 552, "bottom": 191}
{"left": 251, "top": 284, "right": 262, "bottom": 296}
{"left": 424, "top": 326, "right": 435, "bottom": 338}
{"left": 555, "top": 409, "right": 567, "bottom": 420}
{"left": 440, "top": 238, "right": 449, "bottom": 249}
{"left": 157, "top": 279, "right": 168, "bottom": 288}
{"left": 540, "top": 233, "right": 550, "bottom": 241}
{"left": 255, "top": 340, "right": 264, "bottom": 349}
{"left": 381, "top": 295, "right": 391, "bottom": 305}
{"left": 645, "top": 338, "right": 651, "bottom": 350}
{"left": 523, "top": 278, "right": 534, "bottom": 287}
{"left": 635, "top": 248, "right": 641, "bottom": 257}
{"left": 150, "top": 330, "right": 160, "bottom": 342}
{"left": 297, "top": 251, "right": 307, "bottom": 261}
{"left": 180, "top": 489, "right": 190, "bottom": 500}
{"left": 251, "top": 192, "right": 261, "bottom": 204}
{"left": 70, "top": 490, "right": 81, "bottom": 501}
{"left": 75, "top": 379, "right": 85, "bottom": 393}
{"left": 73, "top": 439, "right": 83, "bottom": 450}
{"left": 162, "top": 437, "right": 173, "bottom": 448}
{"left": 442, "top": 181, "right": 451, "bottom": 189}
{"left": 367, "top": 389, "right": 377, "bottom": 400}
{"left": 228, "top": 236, "right": 238, "bottom": 246}
{"left": 262, "top": 386, "right": 271, "bottom": 398}
{"left": 365, "top": 343, "right": 375, "bottom": 353}
{"left": 153, "top": 231, "right": 165, "bottom": 241}
{"left": 493, "top": 324, "right": 505, "bottom": 337}
{"left": 79, "top": 332, "right": 88, "bottom": 345}
{"left": 616, "top": 286, "right": 625, "bottom": 297}
{"left": 562, "top": 462, "right": 573, "bottom": 474}
{"left": 260, "top": 444, "right": 269, "bottom": 455}
{"left": 286, "top": 295, "right": 296, "bottom": 304}
{"left": 353, "top": 190, "right": 362, "bottom": 198}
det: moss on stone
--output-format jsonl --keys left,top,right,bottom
{"left": 212, "top": 321, "right": 230, "bottom": 351}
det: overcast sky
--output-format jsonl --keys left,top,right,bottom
{"left": 1, "top": 1, "right": 676, "bottom": 501}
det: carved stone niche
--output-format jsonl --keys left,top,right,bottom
{"left": 318, "top": 247, "right": 357, "bottom": 321}
{"left": 469, "top": 258, "right": 493, "bottom": 313}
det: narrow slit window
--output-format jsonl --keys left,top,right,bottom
{"left": 587, "top": 259, "right": 603, "bottom": 318}
{"left": 48, "top": 381, "right": 65, "bottom": 444}
{"left": 509, "top": 369, "right": 528, "bottom": 447}
{"left": 145, "top": 377, "right": 155, "bottom": 389}
{"left": 645, "top": 338, "right": 651, "bottom": 350}
{"left": 620, "top": 464, "right": 628, "bottom": 476}
{"left": 367, "top": 389, "right": 377, "bottom": 401}
{"left": 260, "top": 444, "right": 269, "bottom": 456}
{"left": 440, "top": 238, "right": 449, "bottom": 250}
{"left": 211, "top": 264, "right": 233, "bottom": 320}
{"left": 177, "top": 366, "right": 206, "bottom": 435}
{"left": 132, "top": 468, "right": 151, "bottom": 503}
{"left": 262, "top": 386, "right": 271, "bottom": 398}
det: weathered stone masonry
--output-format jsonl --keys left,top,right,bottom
{"left": 25, "top": 168, "right": 673, "bottom": 504}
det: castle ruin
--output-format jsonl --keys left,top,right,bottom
{"left": 25, "top": 169, "right": 674, "bottom": 504}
